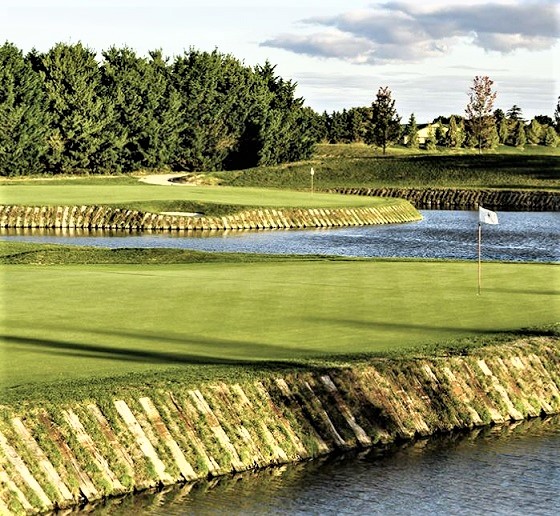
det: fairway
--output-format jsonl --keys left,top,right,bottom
{"left": 1, "top": 259, "right": 558, "bottom": 394}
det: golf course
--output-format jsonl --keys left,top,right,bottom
{"left": 0, "top": 145, "right": 559, "bottom": 401}
{"left": 0, "top": 145, "right": 558, "bottom": 514}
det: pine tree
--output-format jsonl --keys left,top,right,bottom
{"left": 526, "top": 118, "right": 543, "bottom": 145}
{"left": 543, "top": 126, "right": 558, "bottom": 147}
{"left": 497, "top": 118, "right": 509, "bottom": 144}
{"left": 512, "top": 121, "right": 526, "bottom": 148}
{"left": 506, "top": 104, "right": 523, "bottom": 121}
{"left": 445, "top": 115, "right": 465, "bottom": 148}
{"left": 366, "top": 86, "right": 401, "bottom": 154}
{"left": 404, "top": 113, "right": 419, "bottom": 148}
{"left": 35, "top": 42, "right": 119, "bottom": 174}
{"left": 465, "top": 76, "right": 497, "bottom": 154}
{"left": 555, "top": 97, "right": 560, "bottom": 134}
{"left": 0, "top": 42, "right": 49, "bottom": 176}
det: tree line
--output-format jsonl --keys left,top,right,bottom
{"left": 0, "top": 42, "right": 318, "bottom": 176}
{"left": 320, "top": 81, "right": 560, "bottom": 152}
{"left": 2, "top": 42, "right": 558, "bottom": 178}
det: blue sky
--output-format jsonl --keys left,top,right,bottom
{"left": 2, "top": 0, "right": 558, "bottom": 122}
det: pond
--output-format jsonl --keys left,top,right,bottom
{"left": 2, "top": 211, "right": 559, "bottom": 262}
{"left": 88, "top": 416, "right": 560, "bottom": 515}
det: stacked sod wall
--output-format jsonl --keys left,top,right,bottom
{"left": 0, "top": 202, "right": 421, "bottom": 232}
{"left": 329, "top": 188, "right": 560, "bottom": 211}
{"left": 0, "top": 338, "right": 558, "bottom": 514}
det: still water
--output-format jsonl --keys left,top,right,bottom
{"left": 90, "top": 417, "right": 560, "bottom": 515}
{"left": 2, "top": 211, "right": 559, "bottom": 262}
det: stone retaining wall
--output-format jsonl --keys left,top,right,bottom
{"left": 329, "top": 188, "right": 560, "bottom": 211}
{"left": 0, "top": 202, "right": 421, "bottom": 232}
{"left": 0, "top": 338, "right": 558, "bottom": 514}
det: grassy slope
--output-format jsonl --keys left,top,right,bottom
{"left": 213, "top": 144, "right": 560, "bottom": 191}
{"left": 1, "top": 242, "right": 558, "bottom": 401}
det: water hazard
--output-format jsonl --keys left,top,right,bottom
{"left": 2, "top": 211, "right": 559, "bottom": 262}
{"left": 88, "top": 416, "right": 560, "bottom": 515}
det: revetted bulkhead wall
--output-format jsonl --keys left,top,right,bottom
{"left": 0, "top": 203, "right": 421, "bottom": 232}
{"left": 0, "top": 338, "right": 558, "bottom": 514}
{"left": 329, "top": 188, "right": 560, "bottom": 211}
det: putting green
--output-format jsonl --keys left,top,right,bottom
{"left": 1, "top": 260, "right": 557, "bottom": 393}
{"left": 0, "top": 181, "right": 389, "bottom": 209}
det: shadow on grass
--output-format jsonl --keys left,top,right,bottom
{"left": 1, "top": 332, "right": 315, "bottom": 369}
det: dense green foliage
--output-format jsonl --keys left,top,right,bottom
{"left": 0, "top": 42, "right": 317, "bottom": 176}
{"left": 1, "top": 246, "right": 557, "bottom": 399}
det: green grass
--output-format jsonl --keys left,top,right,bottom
{"left": 213, "top": 145, "right": 560, "bottom": 191}
{"left": 1, "top": 243, "right": 557, "bottom": 402}
{"left": 0, "top": 181, "right": 400, "bottom": 213}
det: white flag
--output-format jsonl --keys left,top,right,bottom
{"left": 479, "top": 206, "right": 499, "bottom": 225}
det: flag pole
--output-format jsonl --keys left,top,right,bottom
{"left": 477, "top": 221, "right": 482, "bottom": 295}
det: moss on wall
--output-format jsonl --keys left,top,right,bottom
{"left": 0, "top": 337, "right": 558, "bottom": 513}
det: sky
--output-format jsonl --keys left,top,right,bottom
{"left": 1, "top": 0, "right": 558, "bottom": 123}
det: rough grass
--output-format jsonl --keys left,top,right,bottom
{"left": 214, "top": 146, "right": 560, "bottom": 191}
{"left": 1, "top": 244, "right": 557, "bottom": 403}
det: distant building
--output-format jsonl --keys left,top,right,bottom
{"left": 403, "top": 123, "right": 448, "bottom": 146}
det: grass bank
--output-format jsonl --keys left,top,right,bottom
{"left": 212, "top": 144, "right": 560, "bottom": 191}
{"left": 1, "top": 242, "right": 557, "bottom": 403}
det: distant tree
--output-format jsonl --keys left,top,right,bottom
{"left": 366, "top": 86, "right": 401, "bottom": 154}
{"left": 424, "top": 124, "right": 436, "bottom": 151}
{"left": 512, "top": 120, "right": 526, "bottom": 148}
{"left": 493, "top": 108, "right": 505, "bottom": 122}
{"left": 506, "top": 104, "right": 523, "bottom": 121}
{"left": 526, "top": 118, "right": 543, "bottom": 145}
{"left": 404, "top": 113, "right": 419, "bottom": 149}
{"left": 497, "top": 117, "right": 509, "bottom": 144}
{"left": 445, "top": 115, "right": 465, "bottom": 148}
{"left": 534, "top": 115, "right": 553, "bottom": 127}
{"left": 543, "top": 126, "right": 558, "bottom": 147}
{"left": 465, "top": 76, "right": 497, "bottom": 153}
{"left": 34, "top": 42, "right": 120, "bottom": 174}
{"left": 0, "top": 42, "right": 49, "bottom": 176}
{"left": 434, "top": 122, "right": 446, "bottom": 146}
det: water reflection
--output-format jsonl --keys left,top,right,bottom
{"left": 84, "top": 416, "right": 560, "bottom": 515}
{"left": 2, "top": 211, "right": 559, "bottom": 262}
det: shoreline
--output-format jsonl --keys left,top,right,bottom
{"left": 1, "top": 337, "right": 558, "bottom": 514}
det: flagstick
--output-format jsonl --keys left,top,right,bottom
{"left": 477, "top": 222, "right": 482, "bottom": 295}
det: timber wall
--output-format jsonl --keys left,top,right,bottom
{"left": 329, "top": 188, "right": 560, "bottom": 211}
{"left": 0, "top": 202, "right": 421, "bottom": 232}
{"left": 0, "top": 338, "right": 558, "bottom": 514}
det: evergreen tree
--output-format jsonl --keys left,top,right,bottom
{"left": 35, "top": 42, "right": 119, "bottom": 174}
{"left": 543, "top": 126, "right": 558, "bottom": 147}
{"left": 434, "top": 122, "right": 446, "bottom": 146}
{"left": 526, "top": 118, "right": 543, "bottom": 145}
{"left": 366, "top": 86, "right": 401, "bottom": 154}
{"left": 445, "top": 115, "right": 465, "bottom": 148}
{"left": 0, "top": 42, "right": 49, "bottom": 176}
{"left": 424, "top": 125, "right": 436, "bottom": 151}
{"left": 465, "top": 76, "right": 497, "bottom": 153}
{"left": 404, "top": 113, "right": 419, "bottom": 148}
{"left": 506, "top": 104, "right": 523, "bottom": 121}
{"left": 512, "top": 121, "right": 526, "bottom": 148}
{"left": 497, "top": 117, "right": 509, "bottom": 144}
{"left": 100, "top": 47, "right": 181, "bottom": 171}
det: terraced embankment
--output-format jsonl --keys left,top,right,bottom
{"left": 1, "top": 338, "right": 558, "bottom": 514}
{"left": 330, "top": 188, "right": 560, "bottom": 211}
{"left": 0, "top": 201, "right": 420, "bottom": 231}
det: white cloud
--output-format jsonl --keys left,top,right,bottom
{"left": 262, "top": 1, "right": 560, "bottom": 63}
